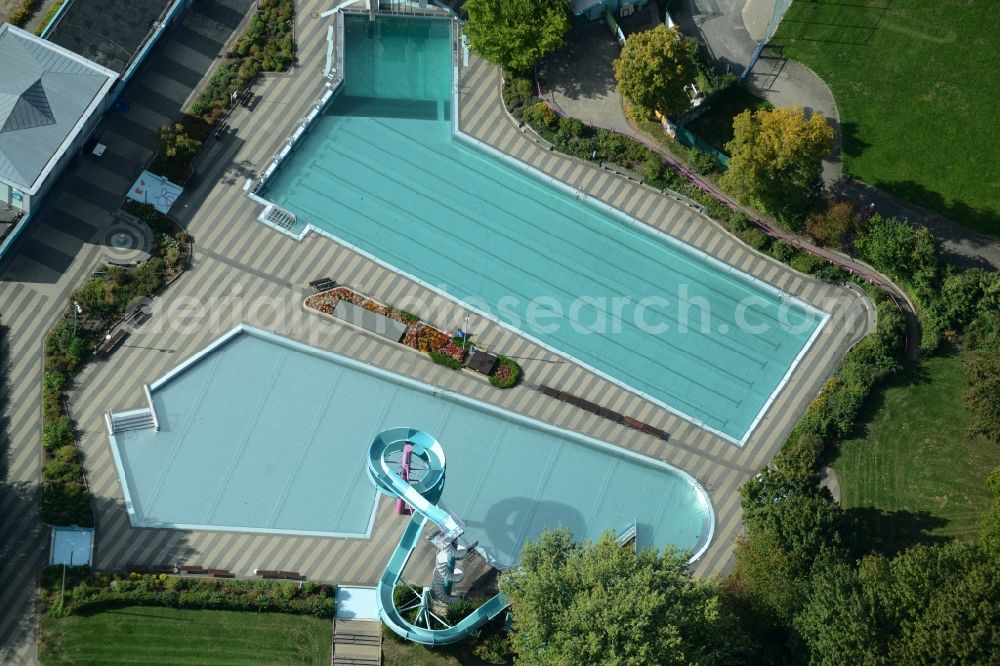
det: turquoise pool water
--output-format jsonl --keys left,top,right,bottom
{"left": 109, "top": 328, "right": 714, "bottom": 566}
{"left": 263, "top": 16, "right": 826, "bottom": 442}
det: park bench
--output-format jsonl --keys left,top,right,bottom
{"left": 97, "top": 329, "right": 129, "bottom": 356}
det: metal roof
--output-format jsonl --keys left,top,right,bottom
{"left": 0, "top": 24, "right": 116, "bottom": 193}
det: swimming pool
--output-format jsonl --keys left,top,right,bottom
{"left": 108, "top": 327, "right": 714, "bottom": 566}
{"left": 262, "top": 15, "right": 827, "bottom": 443}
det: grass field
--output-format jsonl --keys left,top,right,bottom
{"left": 833, "top": 350, "right": 1000, "bottom": 550}
{"left": 772, "top": 0, "right": 1000, "bottom": 236}
{"left": 39, "top": 606, "right": 332, "bottom": 665}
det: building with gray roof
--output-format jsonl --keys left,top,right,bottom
{"left": 0, "top": 23, "right": 116, "bottom": 224}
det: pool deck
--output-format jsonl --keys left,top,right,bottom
{"left": 0, "top": 5, "right": 872, "bottom": 658}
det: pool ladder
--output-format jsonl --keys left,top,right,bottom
{"left": 263, "top": 204, "right": 297, "bottom": 230}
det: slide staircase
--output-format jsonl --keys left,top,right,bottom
{"left": 366, "top": 427, "right": 508, "bottom": 645}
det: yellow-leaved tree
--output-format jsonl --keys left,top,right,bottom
{"left": 613, "top": 24, "right": 699, "bottom": 120}
{"left": 722, "top": 106, "right": 833, "bottom": 221}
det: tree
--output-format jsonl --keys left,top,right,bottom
{"left": 500, "top": 528, "right": 747, "bottom": 665}
{"left": 464, "top": 0, "right": 569, "bottom": 73}
{"left": 805, "top": 200, "right": 856, "bottom": 248}
{"left": 158, "top": 123, "right": 202, "bottom": 162}
{"left": 613, "top": 24, "right": 699, "bottom": 120}
{"left": 798, "top": 542, "right": 1000, "bottom": 665}
{"left": 964, "top": 346, "right": 1000, "bottom": 444}
{"left": 722, "top": 106, "right": 833, "bottom": 219}
{"left": 980, "top": 467, "right": 1000, "bottom": 554}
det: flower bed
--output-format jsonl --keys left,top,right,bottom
{"left": 489, "top": 355, "right": 521, "bottom": 389}
{"left": 305, "top": 287, "right": 448, "bottom": 354}
{"left": 305, "top": 287, "right": 527, "bottom": 383}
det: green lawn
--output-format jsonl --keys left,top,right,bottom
{"left": 40, "top": 606, "right": 332, "bottom": 665}
{"left": 772, "top": 0, "right": 1000, "bottom": 236}
{"left": 833, "top": 351, "right": 1000, "bottom": 549}
{"left": 685, "top": 86, "right": 772, "bottom": 154}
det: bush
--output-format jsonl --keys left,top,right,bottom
{"left": 691, "top": 149, "right": 719, "bottom": 175}
{"left": 429, "top": 349, "right": 464, "bottom": 370}
{"left": 42, "top": 417, "right": 73, "bottom": 450}
{"left": 737, "top": 226, "right": 771, "bottom": 252}
{"left": 790, "top": 252, "right": 829, "bottom": 276}
{"left": 38, "top": 568, "right": 335, "bottom": 618}
{"left": 770, "top": 240, "right": 797, "bottom": 263}
{"left": 489, "top": 356, "right": 521, "bottom": 388}
{"left": 5, "top": 0, "right": 42, "bottom": 26}
{"left": 41, "top": 482, "right": 93, "bottom": 527}
{"left": 524, "top": 101, "right": 558, "bottom": 128}
{"left": 190, "top": 0, "right": 295, "bottom": 119}
{"left": 805, "top": 201, "right": 856, "bottom": 249}
{"left": 446, "top": 598, "right": 475, "bottom": 625}
{"left": 473, "top": 631, "right": 514, "bottom": 664}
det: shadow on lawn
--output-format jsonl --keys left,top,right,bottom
{"left": 770, "top": 0, "right": 894, "bottom": 48}
{"left": 842, "top": 506, "right": 947, "bottom": 559}
{"left": 873, "top": 179, "right": 1000, "bottom": 239}
{"left": 838, "top": 121, "right": 871, "bottom": 159}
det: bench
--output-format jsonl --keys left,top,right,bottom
{"left": 601, "top": 161, "right": 643, "bottom": 183}
{"left": 178, "top": 565, "right": 207, "bottom": 575}
{"left": 97, "top": 329, "right": 129, "bottom": 356}
{"left": 309, "top": 276, "right": 337, "bottom": 292}
{"left": 207, "top": 568, "right": 234, "bottom": 578}
{"left": 254, "top": 569, "right": 302, "bottom": 580}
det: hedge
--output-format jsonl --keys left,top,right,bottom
{"left": 40, "top": 567, "right": 335, "bottom": 618}
{"left": 429, "top": 349, "right": 464, "bottom": 370}
{"left": 4, "top": 0, "right": 42, "bottom": 26}
{"left": 489, "top": 355, "right": 521, "bottom": 388}
{"left": 189, "top": 0, "right": 295, "bottom": 119}
{"left": 42, "top": 238, "right": 186, "bottom": 526}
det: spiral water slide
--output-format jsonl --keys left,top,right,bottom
{"left": 366, "top": 427, "right": 509, "bottom": 645}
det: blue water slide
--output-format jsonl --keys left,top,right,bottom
{"left": 368, "top": 427, "right": 509, "bottom": 645}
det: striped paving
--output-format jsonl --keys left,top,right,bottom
{"left": 0, "top": 6, "right": 871, "bottom": 663}
{"left": 0, "top": 1, "right": 268, "bottom": 663}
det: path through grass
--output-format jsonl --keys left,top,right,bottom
{"left": 40, "top": 606, "right": 331, "bottom": 665}
{"left": 772, "top": 0, "right": 1000, "bottom": 236}
{"left": 833, "top": 351, "right": 1000, "bottom": 547}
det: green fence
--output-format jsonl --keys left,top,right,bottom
{"left": 673, "top": 125, "right": 730, "bottom": 169}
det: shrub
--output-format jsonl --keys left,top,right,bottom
{"left": 5, "top": 0, "right": 43, "bottom": 26}
{"left": 41, "top": 482, "right": 93, "bottom": 527}
{"left": 446, "top": 598, "right": 475, "bottom": 625}
{"left": 691, "top": 149, "right": 719, "bottom": 175}
{"left": 770, "top": 240, "right": 797, "bottom": 263}
{"left": 489, "top": 356, "right": 521, "bottom": 388}
{"left": 524, "top": 101, "right": 558, "bottom": 128}
{"left": 737, "top": 226, "right": 771, "bottom": 252}
{"left": 42, "top": 416, "right": 73, "bottom": 450}
{"left": 805, "top": 201, "right": 856, "bottom": 249}
{"left": 473, "top": 631, "right": 514, "bottom": 664}
{"left": 38, "top": 568, "right": 335, "bottom": 618}
{"left": 790, "top": 252, "right": 830, "bottom": 276}
{"left": 429, "top": 349, "right": 464, "bottom": 370}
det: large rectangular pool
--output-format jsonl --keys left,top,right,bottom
{"left": 262, "top": 16, "right": 827, "bottom": 443}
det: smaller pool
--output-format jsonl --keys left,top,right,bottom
{"left": 108, "top": 327, "right": 714, "bottom": 566}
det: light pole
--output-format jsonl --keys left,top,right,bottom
{"left": 72, "top": 301, "right": 82, "bottom": 335}
{"left": 462, "top": 313, "right": 471, "bottom": 360}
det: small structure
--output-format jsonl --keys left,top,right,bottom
{"left": 570, "top": 0, "right": 648, "bottom": 23}
{"left": 50, "top": 526, "right": 94, "bottom": 567}
{"left": 0, "top": 24, "right": 116, "bottom": 253}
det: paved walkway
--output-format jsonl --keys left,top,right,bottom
{"left": 0, "top": 1, "right": 251, "bottom": 662}
{"left": 677, "top": 0, "right": 1000, "bottom": 269}
{"left": 0, "top": 8, "right": 869, "bottom": 663}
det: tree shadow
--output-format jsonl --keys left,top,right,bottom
{"left": 872, "top": 179, "right": 1000, "bottom": 239}
{"left": 839, "top": 121, "right": 871, "bottom": 159}
{"left": 539, "top": 24, "right": 620, "bottom": 102}
{"left": 769, "top": 0, "right": 893, "bottom": 48}
{"left": 842, "top": 506, "right": 947, "bottom": 558}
